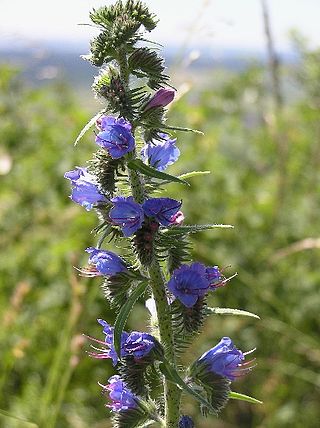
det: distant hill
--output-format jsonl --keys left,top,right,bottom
{"left": 0, "top": 42, "right": 297, "bottom": 89}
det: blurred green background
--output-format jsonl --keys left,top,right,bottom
{"left": 1, "top": 16, "right": 320, "bottom": 428}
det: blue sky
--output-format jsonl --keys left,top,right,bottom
{"left": 1, "top": 0, "right": 319, "bottom": 51}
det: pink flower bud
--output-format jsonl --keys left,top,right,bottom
{"left": 146, "top": 88, "right": 175, "bottom": 109}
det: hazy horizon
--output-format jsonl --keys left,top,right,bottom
{"left": 1, "top": 0, "right": 320, "bottom": 54}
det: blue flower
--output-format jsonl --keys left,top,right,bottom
{"left": 141, "top": 133, "right": 180, "bottom": 171}
{"left": 179, "top": 415, "right": 195, "bottom": 428}
{"left": 167, "top": 263, "right": 210, "bottom": 307}
{"left": 198, "top": 337, "right": 255, "bottom": 381}
{"left": 142, "top": 197, "right": 182, "bottom": 226}
{"left": 123, "top": 332, "right": 155, "bottom": 359}
{"left": 205, "top": 266, "right": 224, "bottom": 289}
{"left": 95, "top": 116, "right": 135, "bottom": 159}
{"left": 109, "top": 196, "right": 145, "bottom": 236}
{"left": 87, "top": 320, "right": 159, "bottom": 364}
{"left": 145, "top": 88, "right": 175, "bottom": 109}
{"left": 86, "top": 247, "right": 127, "bottom": 276}
{"left": 64, "top": 167, "right": 107, "bottom": 210}
{"left": 87, "top": 319, "right": 129, "bottom": 366}
{"left": 102, "top": 375, "right": 138, "bottom": 412}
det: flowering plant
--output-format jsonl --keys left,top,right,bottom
{"left": 65, "top": 1, "right": 261, "bottom": 426}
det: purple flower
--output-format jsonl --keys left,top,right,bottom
{"left": 64, "top": 167, "right": 107, "bottom": 210}
{"left": 167, "top": 263, "right": 210, "bottom": 307}
{"left": 109, "top": 196, "right": 145, "bottom": 237}
{"left": 145, "top": 88, "right": 175, "bottom": 109}
{"left": 87, "top": 319, "right": 128, "bottom": 366}
{"left": 86, "top": 320, "right": 159, "bottom": 364}
{"left": 141, "top": 133, "right": 180, "bottom": 171}
{"left": 142, "top": 198, "right": 182, "bottom": 226}
{"left": 102, "top": 375, "right": 138, "bottom": 412}
{"left": 179, "top": 415, "right": 195, "bottom": 428}
{"left": 95, "top": 116, "right": 135, "bottom": 159}
{"left": 205, "top": 266, "right": 224, "bottom": 289}
{"left": 123, "top": 332, "right": 155, "bottom": 359}
{"left": 85, "top": 247, "right": 127, "bottom": 276}
{"left": 198, "top": 337, "right": 255, "bottom": 381}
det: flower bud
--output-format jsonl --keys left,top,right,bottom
{"left": 145, "top": 88, "right": 175, "bottom": 109}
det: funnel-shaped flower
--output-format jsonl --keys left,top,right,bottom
{"left": 86, "top": 247, "right": 127, "bottom": 276}
{"left": 123, "top": 332, "right": 156, "bottom": 359}
{"left": 167, "top": 263, "right": 210, "bottom": 307}
{"left": 205, "top": 266, "right": 224, "bottom": 289}
{"left": 103, "top": 375, "right": 138, "bottom": 412}
{"left": 64, "top": 167, "right": 107, "bottom": 210}
{"left": 95, "top": 116, "right": 135, "bottom": 159}
{"left": 141, "top": 133, "right": 180, "bottom": 171}
{"left": 109, "top": 196, "right": 145, "bottom": 236}
{"left": 86, "top": 320, "right": 160, "bottom": 365}
{"left": 86, "top": 319, "right": 128, "bottom": 365}
{"left": 142, "top": 197, "right": 182, "bottom": 226}
{"left": 196, "top": 337, "right": 255, "bottom": 381}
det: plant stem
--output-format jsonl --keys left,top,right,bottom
{"left": 147, "top": 261, "right": 181, "bottom": 427}
{"left": 127, "top": 156, "right": 181, "bottom": 426}
{"left": 119, "top": 50, "right": 181, "bottom": 427}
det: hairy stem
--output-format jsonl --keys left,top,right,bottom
{"left": 127, "top": 156, "right": 181, "bottom": 426}
{"left": 147, "top": 261, "right": 181, "bottom": 427}
{"left": 119, "top": 49, "right": 181, "bottom": 427}
{"left": 127, "top": 153, "right": 181, "bottom": 426}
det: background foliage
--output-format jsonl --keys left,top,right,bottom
{"left": 1, "top": 34, "right": 320, "bottom": 427}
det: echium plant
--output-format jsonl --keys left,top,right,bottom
{"left": 65, "top": 1, "right": 261, "bottom": 426}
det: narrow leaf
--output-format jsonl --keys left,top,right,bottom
{"left": 178, "top": 171, "right": 210, "bottom": 180}
{"left": 164, "top": 125, "right": 204, "bottom": 135}
{"left": 159, "top": 361, "right": 218, "bottom": 415}
{"left": 162, "top": 224, "right": 234, "bottom": 236}
{"left": 127, "top": 159, "right": 189, "bottom": 185}
{"left": 74, "top": 110, "right": 105, "bottom": 146}
{"left": 229, "top": 391, "right": 262, "bottom": 405}
{"left": 206, "top": 307, "right": 260, "bottom": 319}
{"left": 113, "top": 280, "right": 148, "bottom": 357}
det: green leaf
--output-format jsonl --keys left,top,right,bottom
{"left": 206, "top": 307, "right": 260, "bottom": 319}
{"left": 127, "top": 159, "right": 189, "bottom": 185}
{"left": 178, "top": 171, "right": 211, "bottom": 180}
{"left": 159, "top": 360, "right": 218, "bottom": 415}
{"left": 113, "top": 279, "right": 148, "bottom": 357}
{"left": 74, "top": 110, "right": 105, "bottom": 146}
{"left": 163, "top": 125, "right": 204, "bottom": 135}
{"left": 229, "top": 391, "right": 263, "bottom": 405}
{"left": 0, "top": 409, "right": 38, "bottom": 427}
{"left": 161, "top": 224, "right": 234, "bottom": 235}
